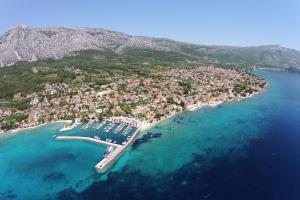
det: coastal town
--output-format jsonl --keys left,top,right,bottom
{"left": 0, "top": 66, "right": 266, "bottom": 132}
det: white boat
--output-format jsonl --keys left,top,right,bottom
{"left": 81, "top": 124, "right": 89, "bottom": 129}
{"left": 99, "top": 120, "right": 107, "bottom": 127}
{"left": 113, "top": 123, "right": 126, "bottom": 133}
{"left": 122, "top": 125, "right": 133, "bottom": 135}
{"left": 104, "top": 123, "right": 115, "bottom": 132}
{"left": 113, "top": 124, "right": 122, "bottom": 133}
{"left": 96, "top": 121, "right": 107, "bottom": 130}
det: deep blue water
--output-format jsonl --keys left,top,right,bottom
{"left": 1, "top": 69, "right": 300, "bottom": 200}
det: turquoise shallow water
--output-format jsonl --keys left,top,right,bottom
{"left": 109, "top": 69, "right": 283, "bottom": 177}
{"left": 1, "top": 69, "right": 300, "bottom": 200}
{"left": 0, "top": 123, "right": 106, "bottom": 200}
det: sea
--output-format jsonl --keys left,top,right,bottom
{"left": 1, "top": 69, "right": 300, "bottom": 200}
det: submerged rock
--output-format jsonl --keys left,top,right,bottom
{"left": 131, "top": 132, "right": 162, "bottom": 150}
{"left": 43, "top": 172, "right": 67, "bottom": 183}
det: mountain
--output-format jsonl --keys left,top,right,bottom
{"left": 184, "top": 44, "right": 300, "bottom": 69}
{"left": 1, "top": 24, "right": 300, "bottom": 69}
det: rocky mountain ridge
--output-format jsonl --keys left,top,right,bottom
{"left": 1, "top": 24, "right": 300, "bottom": 69}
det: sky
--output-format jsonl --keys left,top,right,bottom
{"left": 1, "top": 0, "right": 300, "bottom": 50}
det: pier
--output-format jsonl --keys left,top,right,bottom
{"left": 95, "top": 128, "right": 139, "bottom": 173}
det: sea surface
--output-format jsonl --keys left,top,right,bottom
{"left": 1, "top": 69, "right": 300, "bottom": 200}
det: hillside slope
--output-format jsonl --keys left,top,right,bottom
{"left": 1, "top": 24, "right": 300, "bottom": 69}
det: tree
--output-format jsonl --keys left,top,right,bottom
{"left": 180, "top": 101, "right": 186, "bottom": 108}
{"left": 1, "top": 120, "right": 15, "bottom": 130}
{"left": 167, "top": 97, "right": 175, "bottom": 104}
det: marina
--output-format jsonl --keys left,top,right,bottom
{"left": 55, "top": 117, "right": 141, "bottom": 173}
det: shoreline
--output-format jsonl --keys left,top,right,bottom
{"left": 1, "top": 88, "right": 265, "bottom": 135}
{"left": 139, "top": 90, "right": 264, "bottom": 132}
{"left": 254, "top": 67, "right": 288, "bottom": 71}
{"left": 0, "top": 90, "right": 265, "bottom": 174}
{"left": 1, "top": 120, "right": 72, "bottom": 135}
{"left": 139, "top": 100, "right": 225, "bottom": 132}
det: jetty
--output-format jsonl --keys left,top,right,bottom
{"left": 95, "top": 127, "right": 139, "bottom": 173}
{"left": 55, "top": 136, "right": 121, "bottom": 147}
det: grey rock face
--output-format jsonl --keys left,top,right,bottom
{"left": 0, "top": 25, "right": 174, "bottom": 67}
{"left": 1, "top": 25, "right": 300, "bottom": 69}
